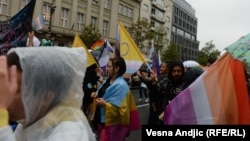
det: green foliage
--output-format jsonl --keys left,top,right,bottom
{"left": 80, "top": 24, "right": 102, "bottom": 49}
{"left": 154, "top": 26, "right": 168, "bottom": 51}
{"left": 162, "top": 42, "right": 179, "bottom": 62}
{"left": 197, "top": 40, "right": 221, "bottom": 66}
{"left": 128, "top": 20, "right": 153, "bottom": 49}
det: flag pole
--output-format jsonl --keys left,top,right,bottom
{"left": 97, "top": 40, "right": 107, "bottom": 62}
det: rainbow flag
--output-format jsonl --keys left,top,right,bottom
{"left": 97, "top": 40, "right": 114, "bottom": 68}
{"left": 164, "top": 53, "right": 250, "bottom": 124}
{"left": 99, "top": 76, "right": 140, "bottom": 140}
{"left": 91, "top": 39, "right": 105, "bottom": 50}
{"left": 118, "top": 22, "right": 146, "bottom": 74}
{"left": 72, "top": 34, "right": 97, "bottom": 67}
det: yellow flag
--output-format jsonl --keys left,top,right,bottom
{"left": 119, "top": 22, "right": 146, "bottom": 74}
{"left": 72, "top": 34, "right": 97, "bottom": 67}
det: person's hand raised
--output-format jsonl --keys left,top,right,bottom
{"left": 150, "top": 70, "right": 157, "bottom": 79}
{"left": 95, "top": 67, "right": 103, "bottom": 77}
{"left": 0, "top": 56, "right": 18, "bottom": 109}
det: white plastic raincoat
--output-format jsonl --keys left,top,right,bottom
{"left": 0, "top": 47, "right": 96, "bottom": 141}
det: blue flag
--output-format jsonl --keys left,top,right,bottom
{"left": 0, "top": 0, "right": 36, "bottom": 54}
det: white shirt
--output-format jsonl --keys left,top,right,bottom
{"left": 140, "top": 82, "right": 147, "bottom": 88}
{"left": 26, "top": 36, "right": 41, "bottom": 47}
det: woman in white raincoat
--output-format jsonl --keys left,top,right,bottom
{"left": 0, "top": 47, "right": 96, "bottom": 141}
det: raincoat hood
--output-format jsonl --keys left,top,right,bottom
{"left": 7, "top": 47, "right": 86, "bottom": 126}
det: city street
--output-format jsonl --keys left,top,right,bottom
{"left": 126, "top": 88, "right": 149, "bottom": 141}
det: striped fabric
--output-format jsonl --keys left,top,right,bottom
{"left": 33, "top": 13, "right": 45, "bottom": 31}
{"left": 99, "top": 76, "right": 140, "bottom": 141}
{"left": 97, "top": 41, "right": 114, "bottom": 67}
{"left": 164, "top": 53, "right": 250, "bottom": 124}
{"left": 91, "top": 39, "right": 105, "bottom": 50}
{"left": 118, "top": 22, "right": 146, "bottom": 74}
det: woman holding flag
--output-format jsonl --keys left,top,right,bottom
{"left": 91, "top": 56, "right": 140, "bottom": 141}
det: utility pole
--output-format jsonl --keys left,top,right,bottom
{"left": 48, "top": 6, "right": 56, "bottom": 34}
{"left": 137, "top": 0, "right": 142, "bottom": 48}
{"left": 48, "top": 0, "right": 56, "bottom": 34}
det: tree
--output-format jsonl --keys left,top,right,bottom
{"left": 80, "top": 24, "right": 102, "bottom": 49}
{"left": 154, "top": 26, "right": 168, "bottom": 52}
{"left": 197, "top": 40, "right": 221, "bottom": 66}
{"left": 162, "top": 42, "right": 179, "bottom": 62}
{"left": 128, "top": 20, "right": 153, "bottom": 49}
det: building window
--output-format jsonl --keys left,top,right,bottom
{"left": 177, "top": 28, "right": 184, "bottom": 36}
{"left": 60, "top": 8, "right": 69, "bottom": 28}
{"left": 91, "top": 16, "right": 97, "bottom": 26}
{"left": 118, "top": 4, "right": 133, "bottom": 18}
{"left": 174, "top": 16, "right": 178, "bottom": 24}
{"left": 20, "top": 0, "right": 30, "bottom": 9}
{"left": 76, "top": 13, "right": 84, "bottom": 31}
{"left": 93, "top": 0, "right": 98, "bottom": 4}
{"left": 128, "top": 8, "right": 132, "bottom": 17}
{"left": 184, "top": 32, "right": 191, "bottom": 39}
{"left": 151, "top": 21, "right": 155, "bottom": 27}
{"left": 0, "top": 0, "right": 8, "bottom": 14}
{"left": 43, "top": 3, "right": 52, "bottom": 22}
{"left": 172, "top": 26, "right": 176, "bottom": 32}
{"left": 123, "top": 6, "right": 128, "bottom": 16}
{"left": 103, "top": 20, "right": 108, "bottom": 37}
{"left": 154, "top": 21, "right": 160, "bottom": 28}
{"left": 118, "top": 4, "right": 122, "bottom": 13}
{"left": 151, "top": 8, "right": 155, "bottom": 15}
{"left": 155, "top": 8, "right": 164, "bottom": 19}
{"left": 104, "top": 0, "right": 110, "bottom": 9}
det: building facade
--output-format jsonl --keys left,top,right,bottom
{"left": 171, "top": 0, "right": 199, "bottom": 61}
{"left": 0, "top": 0, "right": 199, "bottom": 61}
{"left": 140, "top": 0, "right": 173, "bottom": 57}
{"left": 0, "top": 0, "right": 141, "bottom": 47}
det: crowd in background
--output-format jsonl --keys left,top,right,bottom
{"left": 1, "top": 32, "right": 250, "bottom": 141}
{"left": 27, "top": 28, "right": 55, "bottom": 47}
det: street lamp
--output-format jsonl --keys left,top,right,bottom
{"left": 48, "top": 6, "right": 56, "bottom": 34}
{"left": 137, "top": 0, "right": 142, "bottom": 47}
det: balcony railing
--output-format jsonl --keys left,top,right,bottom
{"left": 151, "top": 1, "right": 165, "bottom": 12}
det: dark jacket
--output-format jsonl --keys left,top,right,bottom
{"left": 139, "top": 74, "right": 169, "bottom": 125}
{"left": 166, "top": 61, "right": 185, "bottom": 101}
{"left": 82, "top": 64, "right": 100, "bottom": 106}
{"left": 182, "top": 67, "right": 204, "bottom": 89}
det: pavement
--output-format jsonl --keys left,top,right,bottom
{"left": 126, "top": 89, "right": 149, "bottom": 141}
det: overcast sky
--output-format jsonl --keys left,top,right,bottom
{"left": 185, "top": 0, "right": 250, "bottom": 52}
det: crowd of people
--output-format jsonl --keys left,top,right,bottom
{"left": 132, "top": 59, "right": 211, "bottom": 125}
{"left": 2, "top": 31, "right": 249, "bottom": 141}
{"left": 0, "top": 46, "right": 141, "bottom": 141}
{"left": 27, "top": 28, "right": 55, "bottom": 47}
